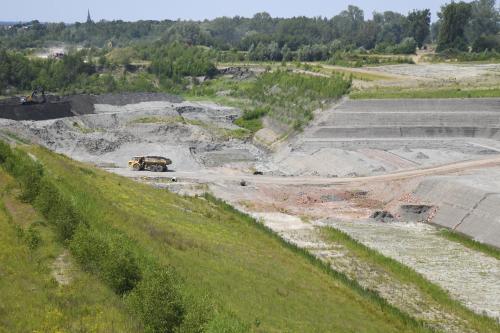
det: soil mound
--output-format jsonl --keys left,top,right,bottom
{"left": 0, "top": 93, "right": 183, "bottom": 121}
{"left": 0, "top": 100, "right": 73, "bottom": 121}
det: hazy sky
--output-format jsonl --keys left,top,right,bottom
{"left": 1, "top": 0, "right": 461, "bottom": 23}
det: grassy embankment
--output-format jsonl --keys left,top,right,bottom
{"left": 0, "top": 172, "right": 139, "bottom": 332}
{"left": 439, "top": 229, "right": 500, "bottom": 260}
{"left": 0, "top": 141, "right": 434, "bottom": 333}
{"left": 321, "top": 227, "right": 500, "bottom": 333}
{"left": 188, "top": 70, "right": 351, "bottom": 133}
{"left": 350, "top": 87, "right": 500, "bottom": 99}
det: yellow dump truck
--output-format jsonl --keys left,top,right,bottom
{"left": 128, "top": 156, "right": 172, "bottom": 172}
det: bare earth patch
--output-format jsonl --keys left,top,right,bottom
{"left": 51, "top": 250, "right": 73, "bottom": 286}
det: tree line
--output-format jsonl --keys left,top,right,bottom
{"left": 1, "top": 1, "right": 498, "bottom": 55}
{"left": 0, "top": 43, "right": 217, "bottom": 95}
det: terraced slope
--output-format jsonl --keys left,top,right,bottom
{"left": 275, "top": 98, "right": 500, "bottom": 177}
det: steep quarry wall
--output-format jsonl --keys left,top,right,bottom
{"left": 414, "top": 173, "right": 500, "bottom": 248}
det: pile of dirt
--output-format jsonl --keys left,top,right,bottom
{"left": 0, "top": 101, "right": 73, "bottom": 121}
{"left": 66, "top": 95, "right": 96, "bottom": 115}
{"left": 0, "top": 93, "right": 184, "bottom": 121}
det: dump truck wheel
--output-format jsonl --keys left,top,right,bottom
{"left": 132, "top": 164, "right": 141, "bottom": 171}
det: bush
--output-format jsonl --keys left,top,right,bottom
{"left": 71, "top": 227, "right": 141, "bottom": 294}
{"left": 127, "top": 267, "right": 185, "bottom": 333}
{"left": 0, "top": 147, "right": 43, "bottom": 203}
{"left": 102, "top": 235, "right": 142, "bottom": 294}
{"left": 25, "top": 225, "right": 42, "bottom": 250}
{"left": 234, "top": 106, "right": 270, "bottom": 133}
{"left": 241, "top": 107, "right": 269, "bottom": 120}
{"left": 35, "top": 178, "right": 81, "bottom": 240}
{"left": 472, "top": 35, "right": 500, "bottom": 53}
{"left": 0, "top": 140, "right": 13, "bottom": 164}
{"left": 391, "top": 38, "right": 417, "bottom": 55}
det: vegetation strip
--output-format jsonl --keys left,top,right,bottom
{"left": 439, "top": 229, "right": 500, "bottom": 260}
{"left": 350, "top": 88, "right": 500, "bottom": 99}
{"left": 321, "top": 226, "right": 500, "bottom": 333}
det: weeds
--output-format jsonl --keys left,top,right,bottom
{"left": 439, "top": 229, "right": 500, "bottom": 260}
{"left": 351, "top": 87, "right": 500, "bottom": 99}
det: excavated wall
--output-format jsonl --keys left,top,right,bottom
{"left": 414, "top": 173, "right": 500, "bottom": 248}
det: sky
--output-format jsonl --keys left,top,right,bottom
{"left": 0, "top": 0, "right": 461, "bottom": 23}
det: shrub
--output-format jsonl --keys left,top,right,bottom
{"left": 472, "top": 35, "right": 500, "bottom": 53}
{"left": 25, "top": 225, "right": 42, "bottom": 250}
{"left": 35, "top": 178, "right": 81, "bottom": 240}
{"left": 392, "top": 38, "right": 417, "bottom": 55}
{"left": 127, "top": 267, "right": 185, "bottom": 333}
{"left": 0, "top": 147, "right": 44, "bottom": 203}
{"left": 71, "top": 227, "right": 141, "bottom": 294}
{"left": 0, "top": 140, "right": 13, "bottom": 164}
{"left": 102, "top": 235, "right": 142, "bottom": 294}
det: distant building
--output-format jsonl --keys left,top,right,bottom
{"left": 86, "top": 9, "right": 93, "bottom": 24}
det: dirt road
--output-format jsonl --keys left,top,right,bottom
{"left": 112, "top": 154, "right": 500, "bottom": 185}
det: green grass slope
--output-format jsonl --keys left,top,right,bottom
{"left": 0, "top": 143, "right": 433, "bottom": 332}
{"left": 0, "top": 171, "right": 138, "bottom": 332}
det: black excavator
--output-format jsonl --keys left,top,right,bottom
{"left": 20, "top": 87, "right": 46, "bottom": 105}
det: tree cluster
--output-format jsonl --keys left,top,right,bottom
{"left": 0, "top": 5, "right": 433, "bottom": 54}
{"left": 437, "top": 0, "right": 500, "bottom": 52}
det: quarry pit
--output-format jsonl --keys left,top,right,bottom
{"left": 1, "top": 88, "right": 500, "bottom": 329}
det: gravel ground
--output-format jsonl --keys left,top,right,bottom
{"left": 322, "top": 219, "right": 500, "bottom": 320}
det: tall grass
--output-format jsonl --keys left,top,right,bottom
{"left": 439, "top": 229, "right": 500, "bottom": 260}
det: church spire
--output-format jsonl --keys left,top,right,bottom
{"left": 86, "top": 9, "right": 93, "bottom": 24}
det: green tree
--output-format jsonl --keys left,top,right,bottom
{"left": 281, "top": 44, "right": 293, "bottom": 61}
{"left": 466, "top": 0, "right": 499, "bottom": 45}
{"left": 437, "top": 2, "right": 473, "bottom": 51}
{"left": 407, "top": 9, "right": 431, "bottom": 48}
